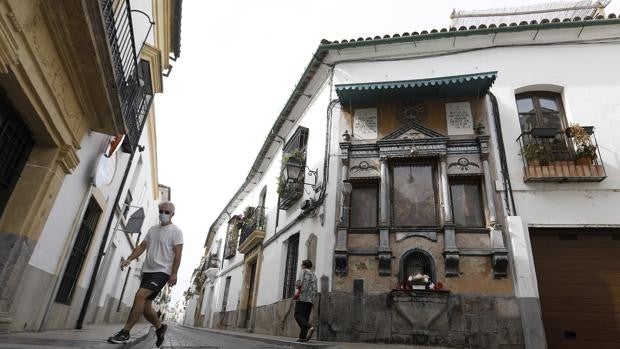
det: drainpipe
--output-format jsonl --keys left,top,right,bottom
{"left": 488, "top": 92, "right": 517, "bottom": 216}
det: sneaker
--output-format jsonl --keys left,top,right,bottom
{"left": 107, "top": 329, "right": 129, "bottom": 343}
{"left": 306, "top": 326, "right": 315, "bottom": 340}
{"left": 155, "top": 323, "right": 167, "bottom": 347}
{"left": 296, "top": 338, "right": 308, "bottom": 342}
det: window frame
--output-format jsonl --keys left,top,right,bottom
{"left": 223, "top": 217, "right": 240, "bottom": 260}
{"left": 516, "top": 91, "right": 568, "bottom": 132}
{"left": 449, "top": 176, "right": 486, "bottom": 228}
{"left": 390, "top": 159, "right": 440, "bottom": 228}
{"left": 348, "top": 178, "right": 379, "bottom": 230}
{"left": 282, "top": 233, "right": 300, "bottom": 299}
{"left": 55, "top": 197, "right": 102, "bottom": 304}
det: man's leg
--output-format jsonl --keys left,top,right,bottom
{"left": 123, "top": 288, "right": 153, "bottom": 331}
{"left": 143, "top": 300, "right": 162, "bottom": 329}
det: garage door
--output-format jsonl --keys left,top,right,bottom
{"left": 530, "top": 230, "right": 620, "bottom": 349}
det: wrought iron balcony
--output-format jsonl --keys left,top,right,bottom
{"left": 100, "top": 0, "right": 154, "bottom": 152}
{"left": 516, "top": 127, "right": 606, "bottom": 182}
{"left": 238, "top": 206, "right": 266, "bottom": 254}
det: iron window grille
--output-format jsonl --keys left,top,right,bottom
{"left": 282, "top": 233, "right": 300, "bottom": 299}
{"left": 223, "top": 217, "right": 240, "bottom": 259}
{"left": 0, "top": 100, "right": 34, "bottom": 217}
{"left": 401, "top": 250, "right": 435, "bottom": 282}
{"left": 221, "top": 276, "right": 231, "bottom": 312}
{"left": 56, "top": 198, "right": 103, "bottom": 304}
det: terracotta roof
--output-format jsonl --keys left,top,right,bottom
{"left": 321, "top": 13, "right": 619, "bottom": 47}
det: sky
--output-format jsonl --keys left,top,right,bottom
{"left": 154, "top": 0, "right": 620, "bottom": 303}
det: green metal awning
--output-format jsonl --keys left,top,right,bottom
{"left": 335, "top": 71, "right": 497, "bottom": 103}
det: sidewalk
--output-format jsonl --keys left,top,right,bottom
{"left": 178, "top": 324, "right": 452, "bottom": 349}
{"left": 0, "top": 323, "right": 151, "bottom": 349}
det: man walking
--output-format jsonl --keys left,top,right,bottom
{"left": 293, "top": 259, "right": 317, "bottom": 342}
{"left": 108, "top": 201, "right": 183, "bottom": 347}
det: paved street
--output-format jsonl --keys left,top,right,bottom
{"left": 135, "top": 324, "right": 307, "bottom": 349}
{"left": 135, "top": 323, "right": 451, "bottom": 349}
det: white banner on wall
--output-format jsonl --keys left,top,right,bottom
{"left": 353, "top": 108, "right": 378, "bottom": 140}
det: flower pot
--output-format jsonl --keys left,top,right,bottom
{"left": 527, "top": 159, "right": 541, "bottom": 166}
{"left": 575, "top": 157, "right": 592, "bottom": 166}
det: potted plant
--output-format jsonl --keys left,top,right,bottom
{"left": 569, "top": 123, "right": 597, "bottom": 165}
{"left": 521, "top": 142, "right": 545, "bottom": 166}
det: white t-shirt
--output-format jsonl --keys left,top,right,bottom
{"left": 142, "top": 223, "right": 183, "bottom": 275}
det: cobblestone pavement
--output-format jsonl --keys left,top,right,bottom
{"left": 135, "top": 324, "right": 301, "bottom": 349}
{"left": 135, "top": 323, "right": 452, "bottom": 349}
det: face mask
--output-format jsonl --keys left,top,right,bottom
{"left": 159, "top": 213, "right": 171, "bottom": 224}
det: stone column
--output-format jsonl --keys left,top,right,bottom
{"left": 480, "top": 140, "right": 509, "bottom": 278}
{"left": 334, "top": 159, "right": 350, "bottom": 276}
{"left": 377, "top": 158, "right": 391, "bottom": 276}
{"left": 439, "top": 156, "right": 459, "bottom": 276}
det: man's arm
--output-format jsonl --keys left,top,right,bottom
{"left": 168, "top": 244, "right": 183, "bottom": 286}
{"left": 121, "top": 240, "right": 147, "bottom": 270}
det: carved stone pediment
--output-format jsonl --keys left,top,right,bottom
{"left": 349, "top": 159, "right": 380, "bottom": 178}
{"left": 381, "top": 121, "right": 446, "bottom": 141}
{"left": 446, "top": 155, "right": 482, "bottom": 175}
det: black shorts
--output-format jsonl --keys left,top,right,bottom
{"left": 140, "top": 272, "right": 169, "bottom": 301}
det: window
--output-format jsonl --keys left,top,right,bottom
{"left": 223, "top": 217, "right": 240, "bottom": 259}
{"left": 516, "top": 92, "right": 571, "bottom": 161}
{"left": 0, "top": 100, "right": 34, "bottom": 217}
{"left": 401, "top": 250, "right": 434, "bottom": 281}
{"left": 56, "top": 198, "right": 102, "bottom": 304}
{"left": 221, "top": 276, "right": 231, "bottom": 312}
{"left": 516, "top": 92, "right": 566, "bottom": 132}
{"left": 278, "top": 127, "right": 309, "bottom": 210}
{"left": 391, "top": 162, "right": 438, "bottom": 227}
{"left": 349, "top": 181, "right": 378, "bottom": 228}
{"left": 450, "top": 178, "right": 485, "bottom": 227}
{"left": 282, "top": 233, "right": 299, "bottom": 299}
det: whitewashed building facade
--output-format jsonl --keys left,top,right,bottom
{"left": 196, "top": 3, "right": 620, "bottom": 348}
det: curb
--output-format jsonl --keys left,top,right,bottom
{"left": 177, "top": 324, "right": 333, "bottom": 349}
{"left": 120, "top": 326, "right": 153, "bottom": 348}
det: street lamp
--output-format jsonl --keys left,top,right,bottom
{"left": 284, "top": 156, "right": 319, "bottom": 191}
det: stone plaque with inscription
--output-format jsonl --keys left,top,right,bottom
{"left": 353, "top": 108, "right": 378, "bottom": 140}
{"left": 445, "top": 102, "right": 474, "bottom": 136}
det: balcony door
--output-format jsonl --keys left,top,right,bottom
{"left": 516, "top": 92, "right": 571, "bottom": 161}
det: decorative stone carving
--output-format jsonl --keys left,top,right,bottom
{"left": 447, "top": 156, "right": 482, "bottom": 175}
{"left": 444, "top": 252, "right": 460, "bottom": 277}
{"left": 493, "top": 252, "right": 509, "bottom": 278}
{"left": 381, "top": 120, "right": 445, "bottom": 141}
{"left": 334, "top": 252, "right": 348, "bottom": 276}
{"left": 378, "top": 253, "right": 391, "bottom": 276}
{"left": 396, "top": 103, "right": 427, "bottom": 123}
{"left": 349, "top": 159, "right": 380, "bottom": 178}
{"left": 24, "top": 7, "right": 84, "bottom": 143}
{"left": 57, "top": 144, "right": 79, "bottom": 174}
{"left": 395, "top": 231, "right": 437, "bottom": 242}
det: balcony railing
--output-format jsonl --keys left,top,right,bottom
{"left": 238, "top": 206, "right": 266, "bottom": 253}
{"left": 516, "top": 127, "right": 606, "bottom": 182}
{"left": 100, "top": 0, "right": 153, "bottom": 152}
